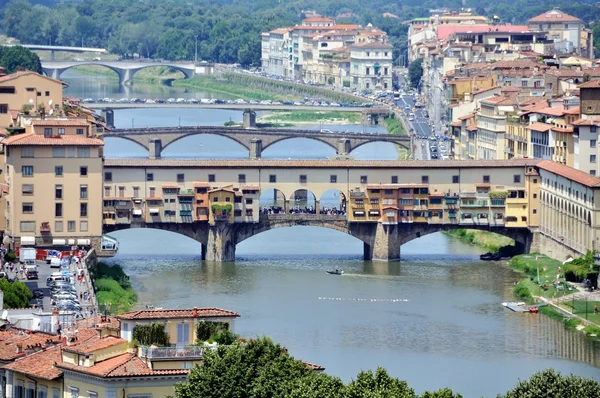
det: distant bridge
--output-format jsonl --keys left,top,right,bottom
{"left": 86, "top": 103, "right": 381, "bottom": 113}
{"left": 103, "top": 125, "right": 411, "bottom": 159}
{"left": 41, "top": 60, "right": 195, "bottom": 85}
{"left": 7, "top": 44, "right": 107, "bottom": 60}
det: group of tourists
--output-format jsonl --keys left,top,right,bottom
{"left": 260, "top": 206, "right": 346, "bottom": 216}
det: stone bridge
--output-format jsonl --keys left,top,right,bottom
{"left": 41, "top": 60, "right": 195, "bottom": 85}
{"left": 103, "top": 126, "right": 411, "bottom": 159}
{"left": 104, "top": 214, "right": 535, "bottom": 262}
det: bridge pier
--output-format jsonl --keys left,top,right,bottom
{"left": 337, "top": 138, "right": 351, "bottom": 155}
{"left": 149, "top": 139, "right": 162, "bottom": 159}
{"left": 243, "top": 110, "right": 257, "bottom": 129}
{"left": 249, "top": 138, "right": 262, "bottom": 159}
{"left": 372, "top": 223, "right": 401, "bottom": 261}
{"left": 206, "top": 224, "right": 236, "bottom": 262}
{"left": 101, "top": 109, "right": 115, "bottom": 129}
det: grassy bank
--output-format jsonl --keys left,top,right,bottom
{"left": 259, "top": 110, "right": 360, "bottom": 125}
{"left": 443, "top": 229, "right": 514, "bottom": 253}
{"left": 174, "top": 75, "right": 298, "bottom": 101}
{"left": 89, "top": 262, "right": 137, "bottom": 314}
{"left": 383, "top": 116, "right": 406, "bottom": 135}
{"left": 68, "top": 65, "right": 180, "bottom": 83}
{"left": 509, "top": 254, "right": 600, "bottom": 339}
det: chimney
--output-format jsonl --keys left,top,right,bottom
{"left": 16, "top": 343, "right": 23, "bottom": 354}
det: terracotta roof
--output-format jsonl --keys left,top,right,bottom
{"left": 451, "top": 121, "right": 462, "bottom": 127}
{"left": 0, "top": 70, "right": 66, "bottom": 85}
{"left": 104, "top": 159, "right": 540, "bottom": 169}
{"left": 475, "top": 183, "right": 491, "bottom": 187}
{"left": 578, "top": 79, "right": 600, "bottom": 89}
{"left": 474, "top": 85, "right": 500, "bottom": 95}
{"left": 241, "top": 185, "right": 260, "bottom": 191}
{"left": 367, "top": 183, "right": 428, "bottom": 189}
{"left": 31, "top": 119, "right": 89, "bottom": 127}
{"left": 525, "top": 122, "right": 552, "bottom": 132}
{"left": 563, "top": 106, "right": 580, "bottom": 115}
{"left": 63, "top": 336, "right": 126, "bottom": 355}
{"left": 528, "top": 9, "right": 581, "bottom": 23}
{"left": 537, "top": 160, "right": 600, "bottom": 187}
{"left": 551, "top": 126, "right": 573, "bottom": 133}
{"left": 2, "top": 345, "right": 62, "bottom": 380}
{"left": 117, "top": 307, "right": 240, "bottom": 320}
{"left": 268, "top": 28, "right": 292, "bottom": 35}
{"left": 429, "top": 192, "right": 446, "bottom": 197}
{"left": 458, "top": 112, "right": 476, "bottom": 120}
{"left": 161, "top": 185, "right": 180, "bottom": 190}
{"left": 572, "top": 118, "right": 600, "bottom": 126}
{"left": 501, "top": 86, "right": 522, "bottom": 93}
{"left": 145, "top": 196, "right": 162, "bottom": 201}
{"left": 535, "top": 106, "right": 567, "bottom": 117}
{"left": 3, "top": 132, "right": 103, "bottom": 146}
{"left": 193, "top": 182, "right": 210, "bottom": 187}
{"left": 489, "top": 60, "right": 545, "bottom": 70}
{"left": 466, "top": 123, "right": 478, "bottom": 131}
{"left": 56, "top": 352, "right": 189, "bottom": 378}
{"left": 0, "top": 330, "right": 62, "bottom": 361}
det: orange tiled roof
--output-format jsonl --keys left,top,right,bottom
{"left": 489, "top": 60, "right": 545, "bottom": 70}
{"left": 0, "top": 330, "right": 62, "bottom": 361}
{"left": 528, "top": 9, "right": 581, "bottom": 23}
{"left": 104, "top": 158, "right": 541, "bottom": 169}
{"left": 466, "top": 123, "right": 478, "bottom": 131}
{"left": 63, "top": 335, "right": 126, "bottom": 355}
{"left": 572, "top": 118, "right": 600, "bottom": 126}
{"left": 451, "top": 121, "right": 462, "bottom": 127}
{"left": 145, "top": 196, "right": 162, "bottom": 201}
{"left": 31, "top": 119, "right": 89, "bottom": 127}
{"left": 117, "top": 307, "right": 240, "bottom": 320}
{"left": 193, "top": 182, "right": 210, "bottom": 187}
{"left": 3, "top": 133, "right": 103, "bottom": 146}
{"left": 161, "top": 185, "right": 180, "bottom": 190}
{"left": 302, "top": 17, "right": 334, "bottom": 23}
{"left": 56, "top": 352, "right": 189, "bottom": 378}
{"left": 73, "top": 316, "right": 120, "bottom": 331}
{"left": 2, "top": 345, "right": 63, "bottom": 380}
{"left": 537, "top": 160, "right": 600, "bottom": 187}
{"left": 0, "top": 70, "right": 66, "bottom": 85}
{"left": 351, "top": 42, "right": 393, "bottom": 49}
{"left": 578, "top": 79, "right": 600, "bottom": 89}
{"left": 525, "top": 122, "right": 552, "bottom": 132}
{"left": 551, "top": 126, "right": 573, "bottom": 133}
{"left": 535, "top": 106, "right": 567, "bottom": 117}
{"left": 241, "top": 185, "right": 260, "bottom": 191}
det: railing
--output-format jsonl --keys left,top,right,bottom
{"left": 140, "top": 345, "right": 204, "bottom": 359}
{"left": 459, "top": 192, "right": 477, "bottom": 198}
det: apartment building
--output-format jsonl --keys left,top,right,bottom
{"left": 0, "top": 69, "right": 65, "bottom": 127}
{"left": 527, "top": 9, "right": 591, "bottom": 58}
{"left": 349, "top": 42, "right": 393, "bottom": 91}
{"left": 476, "top": 94, "right": 517, "bottom": 159}
{"left": 345, "top": 160, "right": 540, "bottom": 229}
{"left": 261, "top": 28, "right": 292, "bottom": 78}
{"left": 102, "top": 166, "right": 261, "bottom": 228}
{"left": 2, "top": 118, "right": 104, "bottom": 249}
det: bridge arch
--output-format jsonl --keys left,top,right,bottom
{"left": 128, "top": 64, "right": 194, "bottom": 81}
{"left": 350, "top": 138, "right": 410, "bottom": 153}
{"left": 319, "top": 189, "right": 347, "bottom": 213}
{"left": 103, "top": 135, "right": 152, "bottom": 152}
{"left": 161, "top": 132, "right": 251, "bottom": 152}
{"left": 261, "top": 136, "right": 338, "bottom": 153}
{"left": 45, "top": 62, "right": 123, "bottom": 81}
{"left": 289, "top": 189, "right": 318, "bottom": 212}
{"left": 259, "top": 188, "right": 287, "bottom": 213}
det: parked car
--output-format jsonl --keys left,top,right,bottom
{"left": 26, "top": 270, "right": 38, "bottom": 280}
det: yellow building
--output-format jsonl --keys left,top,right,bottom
{"left": 0, "top": 70, "right": 65, "bottom": 127}
{"left": 208, "top": 186, "right": 235, "bottom": 224}
{"left": 3, "top": 118, "right": 104, "bottom": 250}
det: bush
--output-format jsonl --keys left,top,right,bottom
{"left": 500, "top": 369, "right": 600, "bottom": 398}
{"left": 0, "top": 278, "right": 33, "bottom": 308}
{"left": 133, "top": 323, "right": 170, "bottom": 346}
{"left": 213, "top": 330, "right": 239, "bottom": 345}
{"left": 513, "top": 282, "right": 532, "bottom": 302}
{"left": 95, "top": 277, "right": 136, "bottom": 313}
{"left": 196, "top": 320, "right": 229, "bottom": 341}
{"left": 4, "top": 252, "right": 16, "bottom": 262}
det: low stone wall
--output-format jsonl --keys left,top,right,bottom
{"left": 537, "top": 232, "right": 581, "bottom": 262}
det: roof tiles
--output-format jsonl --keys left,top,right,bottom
{"left": 117, "top": 307, "right": 240, "bottom": 320}
{"left": 537, "top": 160, "right": 600, "bottom": 187}
{"left": 2, "top": 345, "right": 63, "bottom": 380}
{"left": 3, "top": 133, "right": 103, "bottom": 146}
{"left": 528, "top": 9, "right": 581, "bottom": 23}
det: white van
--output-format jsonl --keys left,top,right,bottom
{"left": 46, "top": 274, "right": 70, "bottom": 286}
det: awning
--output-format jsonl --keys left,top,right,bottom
{"left": 354, "top": 211, "right": 365, "bottom": 215}
{"left": 21, "top": 236, "right": 35, "bottom": 245}
{"left": 149, "top": 208, "right": 160, "bottom": 215}
{"left": 132, "top": 209, "right": 143, "bottom": 216}
{"left": 52, "top": 239, "right": 66, "bottom": 245}
{"left": 77, "top": 239, "right": 91, "bottom": 245}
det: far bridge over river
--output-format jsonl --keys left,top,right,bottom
{"left": 103, "top": 126, "right": 411, "bottom": 159}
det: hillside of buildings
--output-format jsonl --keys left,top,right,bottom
{"left": 6, "top": 0, "right": 600, "bottom": 67}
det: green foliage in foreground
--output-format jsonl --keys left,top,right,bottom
{"left": 499, "top": 369, "right": 600, "bottom": 398}
{"left": 132, "top": 323, "right": 170, "bottom": 346}
{"left": 175, "top": 337, "right": 600, "bottom": 397}
{"left": 0, "top": 278, "right": 33, "bottom": 308}
{"left": 0, "top": 45, "right": 41, "bottom": 74}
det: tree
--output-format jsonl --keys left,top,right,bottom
{"left": 0, "top": 278, "right": 33, "bottom": 309}
{"left": 420, "top": 388, "right": 463, "bottom": 398}
{"left": 174, "top": 337, "right": 319, "bottom": 398}
{"left": 0, "top": 46, "right": 42, "bottom": 74}
{"left": 345, "top": 367, "right": 416, "bottom": 398}
{"left": 408, "top": 58, "right": 423, "bottom": 89}
{"left": 500, "top": 369, "right": 600, "bottom": 398}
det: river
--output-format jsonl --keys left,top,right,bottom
{"left": 63, "top": 71, "right": 600, "bottom": 397}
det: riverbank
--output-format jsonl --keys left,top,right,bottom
{"left": 509, "top": 254, "right": 600, "bottom": 340}
{"left": 383, "top": 116, "right": 406, "bottom": 136}
{"left": 88, "top": 261, "right": 137, "bottom": 314}
{"left": 258, "top": 111, "right": 361, "bottom": 125}
{"left": 443, "top": 229, "right": 514, "bottom": 253}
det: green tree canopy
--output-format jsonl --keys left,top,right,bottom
{"left": 499, "top": 369, "right": 600, "bottom": 398}
{"left": 0, "top": 278, "right": 33, "bottom": 309}
{"left": 408, "top": 58, "right": 423, "bottom": 89}
{"left": 0, "top": 46, "right": 42, "bottom": 74}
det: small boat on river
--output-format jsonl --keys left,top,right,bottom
{"left": 480, "top": 252, "right": 501, "bottom": 261}
{"left": 326, "top": 269, "right": 344, "bottom": 275}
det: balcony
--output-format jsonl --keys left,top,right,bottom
{"left": 460, "top": 200, "right": 488, "bottom": 208}
{"left": 459, "top": 192, "right": 477, "bottom": 198}
{"left": 490, "top": 199, "right": 506, "bottom": 207}
{"left": 140, "top": 345, "right": 204, "bottom": 360}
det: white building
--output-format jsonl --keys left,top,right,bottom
{"left": 349, "top": 42, "right": 393, "bottom": 91}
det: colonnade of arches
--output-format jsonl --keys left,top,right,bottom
{"left": 540, "top": 190, "right": 593, "bottom": 253}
